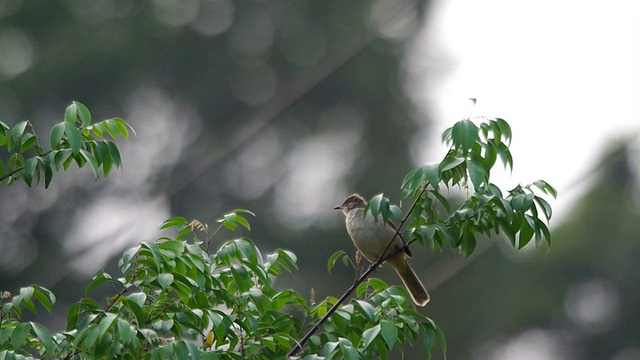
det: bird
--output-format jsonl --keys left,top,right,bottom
{"left": 334, "top": 194, "right": 430, "bottom": 307}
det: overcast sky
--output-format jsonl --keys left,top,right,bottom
{"left": 408, "top": 0, "right": 640, "bottom": 222}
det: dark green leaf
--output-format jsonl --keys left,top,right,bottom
{"left": 86, "top": 270, "right": 114, "bottom": 294}
{"left": 30, "top": 322, "right": 56, "bottom": 354}
{"left": 23, "top": 157, "right": 37, "bottom": 186}
{"left": 451, "top": 119, "right": 479, "bottom": 151}
{"left": 32, "top": 285, "right": 56, "bottom": 313}
{"left": 466, "top": 158, "right": 486, "bottom": 190}
{"left": 380, "top": 320, "right": 398, "bottom": 349}
{"left": 10, "top": 121, "right": 29, "bottom": 151}
{"left": 401, "top": 167, "right": 425, "bottom": 198}
{"left": 19, "top": 133, "right": 37, "bottom": 153}
{"left": 496, "top": 142, "right": 513, "bottom": 171}
{"left": 79, "top": 149, "right": 100, "bottom": 179}
{"left": 107, "top": 141, "right": 122, "bottom": 167}
{"left": 460, "top": 232, "right": 476, "bottom": 257}
{"left": 423, "top": 163, "right": 440, "bottom": 188}
{"left": 495, "top": 118, "right": 512, "bottom": 144}
{"left": 532, "top": 179, "right": 558, "bottom": 198}
{"left": 439, "top": 156, "right": 465, "bottom": 173}
{"left": 54, "top": 149, "right": 72, "bottom": 170}
{"left": 517, "top": 216, "right": 534, "bottom": 249}
{"left": 534, "top": 196, "right": 553, "bottom": 220}
{"left": 42, "top": 157, "right": 53, "bottom": 188}
{"left": 327, "top": 250, "right": 349, "bottom": 274}
{"left": 66, "top": 302, "right": 81, "bottom": 330}
{"left": 64, "top": 122, "right": 82, "bottom": 154}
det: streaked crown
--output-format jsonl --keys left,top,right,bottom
{"left": 335, "top": 194, "right": 366, "bottom": 212}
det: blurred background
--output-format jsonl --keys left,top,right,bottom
{"left": 0, "top": 0, "right": 638, "bottom": 359}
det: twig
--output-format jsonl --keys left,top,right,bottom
{"left": 287, "top": 187, "right": 426, "bottom": 357}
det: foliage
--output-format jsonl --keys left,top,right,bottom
{"left": 0, "top": 101, "right": 133, "bottom": 188}
{"left": 369, "top": 117, "right": 556, "bottom": 257}
{"left": 0, "top": 111, "right": 555, "bottom": 359}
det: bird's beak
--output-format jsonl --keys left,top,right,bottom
{"left": 333, "top": 205, "right": 341, "bottom": 210}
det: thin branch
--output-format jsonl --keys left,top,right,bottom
{"left": 287, "top": 187, "right": 426, "bottom": 357}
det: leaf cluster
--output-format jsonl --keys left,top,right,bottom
{"left": 369, "top": 117, "right": 557, "bottom": 258}
{"left": 1, "top": 210, "right": 442, "bottom": 359}
{"left": 0, "top": 101, "right": 133, "bottom": 188}
{"left": 0, "top": 113, "right": 554, "bottom": 360}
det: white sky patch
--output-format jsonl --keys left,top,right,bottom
{"left": 406, "top": 0, "right": 640, "bottom": 222}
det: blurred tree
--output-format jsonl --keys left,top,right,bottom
{"left": 426, "top": 143, "right": 640, "bottom": 360}
{"left": 0, "top": 0, "right": 433, "bottom": 334}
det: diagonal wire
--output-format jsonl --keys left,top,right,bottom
{"left": 167, "top": 0, "right": 425, "bottom": 195}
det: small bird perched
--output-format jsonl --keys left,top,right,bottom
{"left": 335, "top": 194, "right": 430, "bottom": 306}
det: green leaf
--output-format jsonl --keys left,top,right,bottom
{"left": 532, "top": 179, "right": 558, "bottom": 198}
{"left": 439, "top": 156, "right": 465, "bottom": 173}
{"left": 10, "top": 121, "right": 29, "bottom": 152}
{"left": 517, "top": 215, "right": 535, "bottom": 249}
{"left": 354, "top": 300, "right": 376, "bottom": 323}
{"left": 10, "top": 322, "right": 30, "bottom": 349}
{"left": 451, "top": 119, "right": 479, "bottom": 151}
{"left": 460, "top": 232, "right": 476, "bottom": 257}
{"left": 496, "top": 142, "right": 513, "bottom": 171}
{"left": 66, "top": 302, "right": 81, "bottom": 330}
{"left": 234, "top": 214, "right": 251, "bottom": 231}
{"left": 389, "top": 205, "right": 402, "bottom": 222}
{"left": 105, "top": 141, "right": 122, "bottom": 168}
{"left": 495, "top": 118, "right": 512, "bottom": 144}
{"left": 380, "top": 320, "right": 398, "bottom": 349}
{"left": 361, "top": 324, "right": 381, "bottom": 349}
{"left": 74, "top": 101, "right": 92, "bottom": 127}
{"left": 53, "top": 149, "right": 72, "bottom": 170}
{"left": 64, "top": 122, "right": 82, "bottom": 154}
{"left": 104, "top": 119, "right": 121, "bottom": 138}
{"left": 42, "top": 158, "right": 53, "bottom": 188}
{"left": 116, "top": 318, "right": 135, "bottom": 345}
{"left": 113, "top": 118, "right": 135, "bottom": 139}
{"left": 159, "top": 216, "right": 188, "bottom": 229}
{"left": 64, "top": 102, "right": 79, "bottom": 124}
{"left": 368, "top": 193, "right": 384, "bottom": 218}
{"left": 419, "top": 225, "right": 436, "bottom": 244}
{"left": 79, "top": 149, "right": 100, "bottom": 179}
{"left": 401, "top": 167, "right": 423, "bottom": 196}
{"left": 534, "top": 196, "right": 553, "bottom": 220}
{"left": 23, "top": 157, "right": 37, "bottom": 187}
{"left": 32, "top": 285, "right": 56, "bottom": 313}
{"left": 466, "top": 158, "right": 486, "bottom": 190}
{"left": 86, "top": 270, "right": 114, "bottom": 294}
{"left": 30, "top": 322, "right": 56, "bottom": 354}
{"left": 327, "top": 250, "right": 349, "bottom": 274}
{"left": 97, "top": 313, "right": 118, "bottom": 337}
{"left": 422, "top": 163, "right": 440, "bottom": 188}
{"left": 19, "top": 133, "right": 37, "bottom": 153}
{"left": 157, "top": 273, "right": 174, "bottom": 289}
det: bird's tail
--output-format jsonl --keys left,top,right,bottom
{"left": 392, "top": 259, "right": 430, "bottom": 307}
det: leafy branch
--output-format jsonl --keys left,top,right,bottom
{"left": 0, "top": 101, "right": 134, "bottom": 187}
